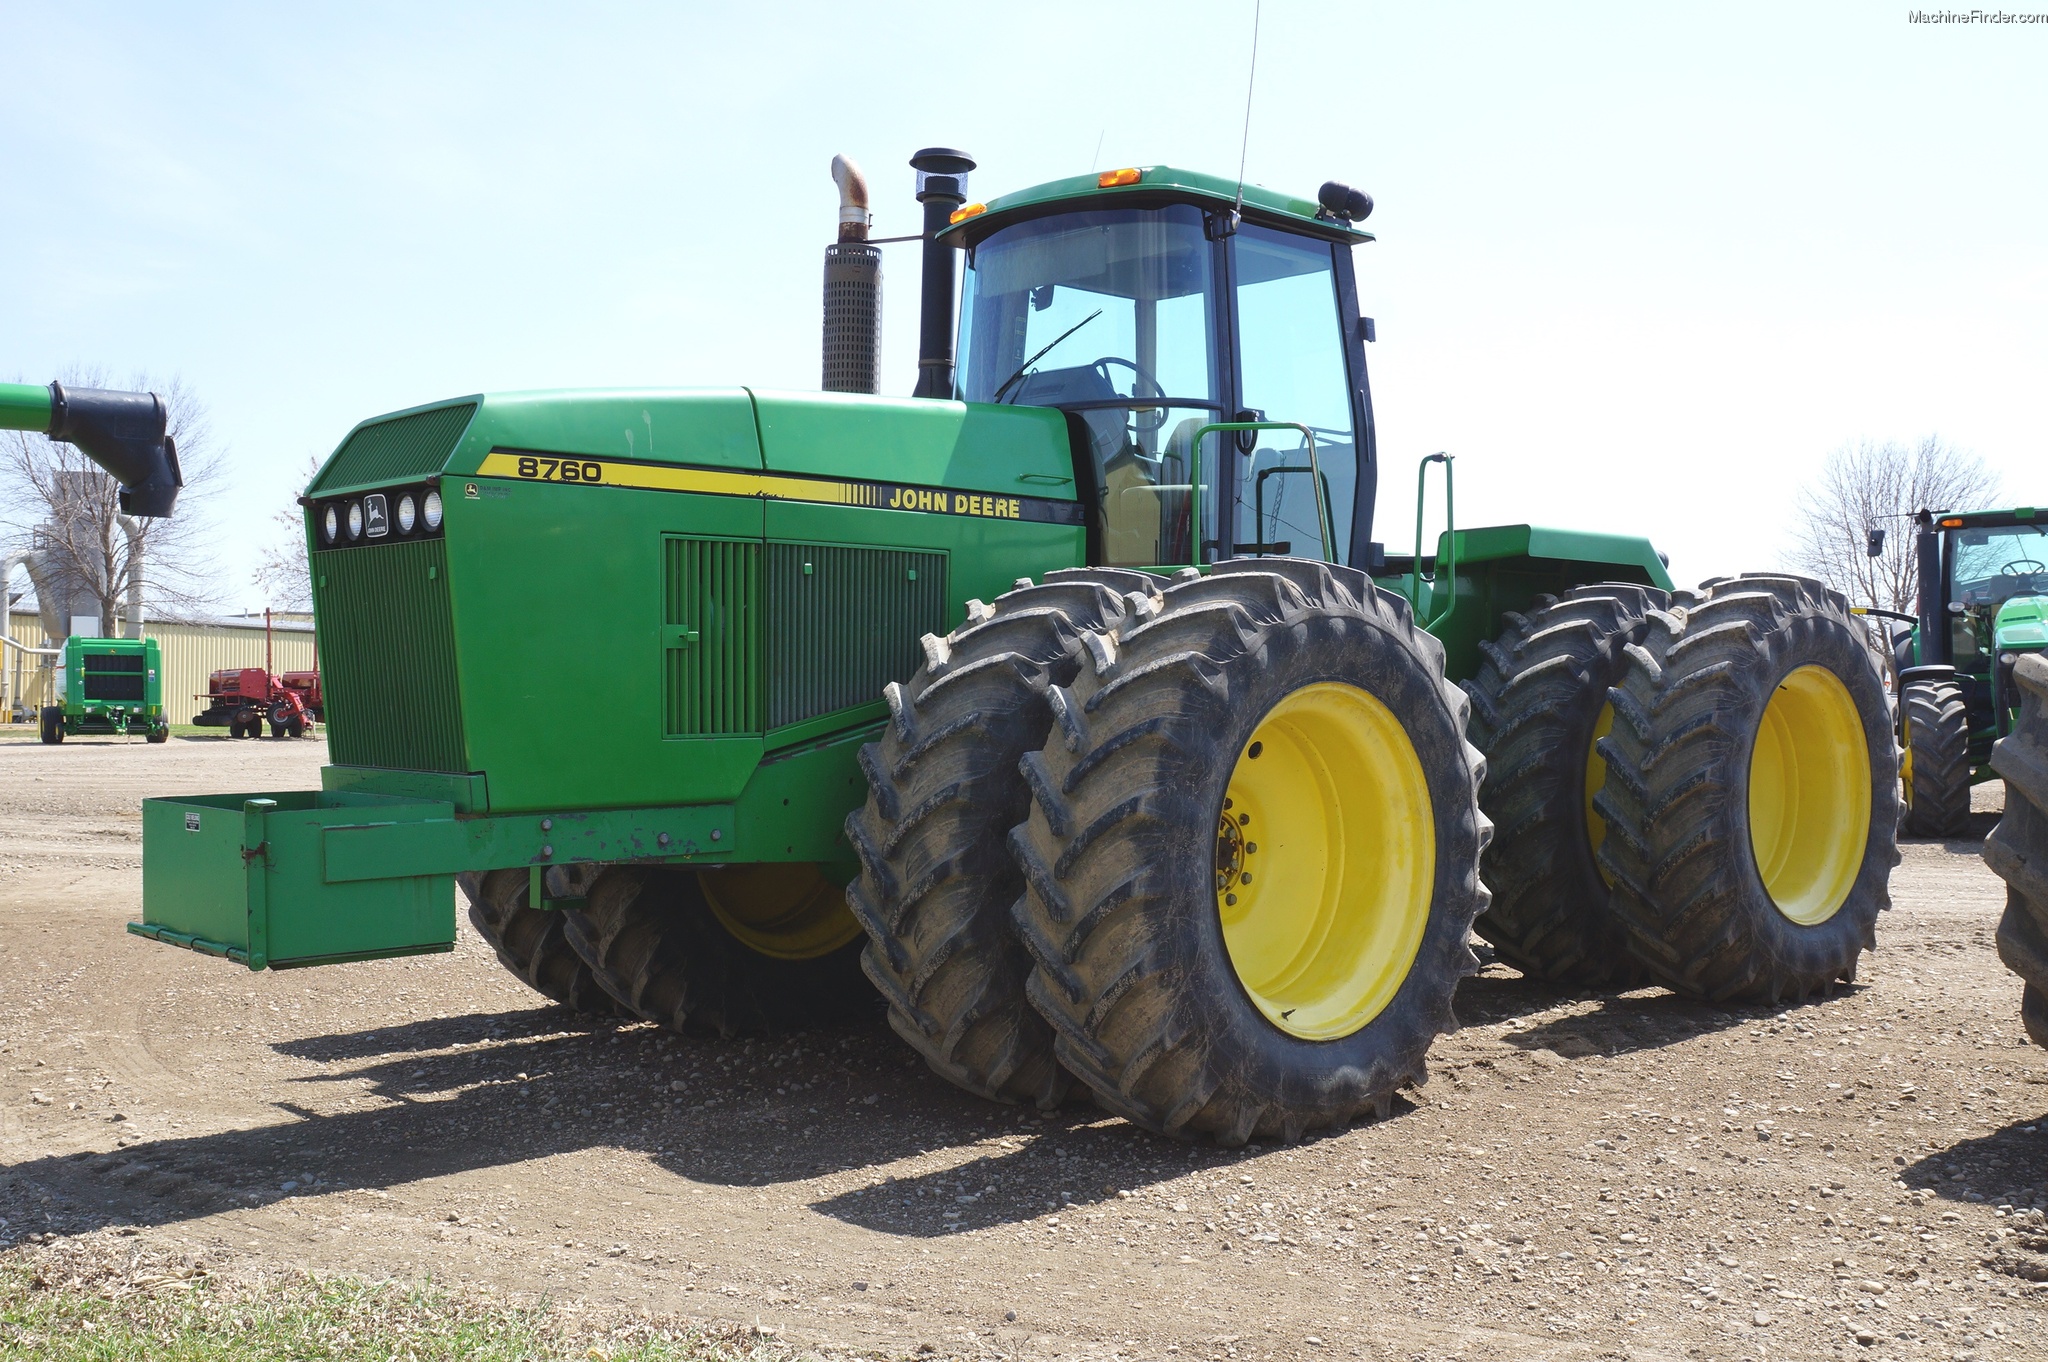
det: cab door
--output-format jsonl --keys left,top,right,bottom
{"left": 1223, "top": 223, "right": 1373, "bottom": 566}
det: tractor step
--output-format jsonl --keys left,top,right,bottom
{"left": 135, "top": 790, "right": 459, "bottom": 970}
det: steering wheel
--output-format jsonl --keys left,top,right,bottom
{"left": 1090, "top": 357, "right": 1169, "bottom": 432}
{"left": 2002, "top": 559, "right": 2047, "bottom": 576}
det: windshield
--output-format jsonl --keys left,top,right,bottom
{"left": 1952, "top": 523, "right": 2048, "bottom": 606}
{"left": 956, "top": 205, "right": 1219, "bottom": 408}
{"left": 957, "top": 205, "right": 1224, "bottom": 566}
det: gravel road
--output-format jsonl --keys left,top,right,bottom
{"left": 2, "top": 730, "right": 2043, "bottom": 1361}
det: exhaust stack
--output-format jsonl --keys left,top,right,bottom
{"left": 909, "top": 147, "right": 974, "bottom": 400}
{"left": 822, "top": 155, "right": 882, "bottom": 395}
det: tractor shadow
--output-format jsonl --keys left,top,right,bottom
{"left": 1899, "top": 1115, "right": 2048, "bottom": 1207}
{"left": 1454, "top": 965, "right": 1762, "bottom": 1059}
{"left": 0, "top": 1005, "right": 1297, "bottom": 1244}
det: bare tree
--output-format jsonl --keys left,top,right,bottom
{"left": 1791, "top": 436, "right": 2001, "bottom": 613}
{"left": 252, "top": 455, "right": 322, "bottom": 612}
{"left": 0, "top": 370, "right": 222, "bottom": 637}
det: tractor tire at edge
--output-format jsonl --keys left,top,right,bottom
{"left": 1986, "top": 653, "right": 2048, "bottom": 1051}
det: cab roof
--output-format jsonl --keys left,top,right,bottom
{"left": 936, "top": 166, "right": 1375, "bottom": 248}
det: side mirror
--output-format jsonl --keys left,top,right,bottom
{"left": 1866, "top": 528, "right": 1886, "bottom": 558}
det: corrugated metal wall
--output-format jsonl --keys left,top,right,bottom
{"left": 4, "top": 611, "right": 317, "bottom": 723}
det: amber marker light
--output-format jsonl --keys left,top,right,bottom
{"left": 1098, "top": 168, "right": 1142, "bottom": 187}
{"left": 1940, "top": 517, "right": 1965, "bottom": 528}
{"left": 948, "top": 202, "right": 987, "bottom": 225}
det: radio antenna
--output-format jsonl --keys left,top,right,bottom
{"left": 1233, "top": 0, "right": 1264, "bottom": 217}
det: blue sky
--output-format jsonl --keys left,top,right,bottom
{"left": 4, "top": 1, "right": 2043, "bottom": 609}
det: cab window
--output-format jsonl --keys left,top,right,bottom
{"left": 1228, "top": 225, "right": 1357, "bottom": 563}
{"left": 957, "top": 205, "right": 1224, "bottom": 566}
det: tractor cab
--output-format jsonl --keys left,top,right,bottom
{"left": 940, "top": 169, "right": 1377, "bottom": 571}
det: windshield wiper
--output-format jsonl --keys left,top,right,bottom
{"left": 991, "top": 309, "right": 1104, "bottom": 404}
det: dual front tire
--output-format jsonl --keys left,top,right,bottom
{"left": 852, "top": 563, "right": 1488, "bottom": 1143}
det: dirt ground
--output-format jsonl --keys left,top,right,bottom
{"left": 2, "top": 729, "right": 2044, "bottom": 1362}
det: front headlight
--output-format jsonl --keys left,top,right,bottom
{"left": 397, "top": 495, "right": 417, "bottom": 534}
{"left": 322, "top": 505, "right": 339, "bottom": 543}
{"left": 423, "top": 489, "right": 444, "bottom": 530}
{"left": 347, "top": 501, "right": 364, "bottom": 541}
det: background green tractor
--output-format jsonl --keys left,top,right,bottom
{"left": 1870, "top": 507, "right": 2048, "bottom": 837}
{"left": 13, "top": 150, "right": 1900, "bottom": 1143}
{"left": 37, "top": 634, "right": 170, "bottom": 745}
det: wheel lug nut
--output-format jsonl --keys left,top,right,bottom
{"left": 1246, "top": 842, "right": 1257, "bottom": 854}
{"left": 1238, "top": 813, "right": 1250, "bottom": 826}
{"left": 1225, "top": 893, "right": 1238, "bottom": 906}
{"left": 1241, "top": 873, "right": 1252, "bottom": 885}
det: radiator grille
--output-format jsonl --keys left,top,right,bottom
{"left": 81, "top": 652, "right": 146, "bottom": 702}
{"left": 766, "top": 543, "right": 947, "bottom": 729}
{"left": 309, "top": 404, "right": 476, "bottom": 495}
{"left": 313, "top": 537, "right": 467, "bottom": 773}
{"left": 663, "top": 537, "right": 763, "bottom": 736}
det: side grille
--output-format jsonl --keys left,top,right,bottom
{"left": 313, "top": 537, "right": 467, "bottom": 773}
{"left": 309, "top": 404, "right": 476, "bottom": 495}
{"left": 766, "top": 543, "right": 946, "bottom": 729}
{"left": 663, "top": 537, "right": 763, "bottom": 736}
{"left": 82, "top": 653, "right": 146, "bottom": 702}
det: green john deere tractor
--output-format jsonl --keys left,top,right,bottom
{"left": 3, "top": 150, "right": 1902, "bottom": 1142}
{"left": 1867, "top": 507, "right": 2048, "bottom": 838}
{"left": 37, "top": 634, "right": 170, "bottom": 744}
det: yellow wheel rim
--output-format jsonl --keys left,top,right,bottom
{"left": 697, "top": 863, "right": 862, "bottom": 961}
{"left": 1216, "top": 682, "right": 1435, "bottom": 1041}
{"left": 1585, "top": 700, "right": 1616, "bottom": 886}
{"left": 1747, "top": 665, "right": 1871, "bottom": 926}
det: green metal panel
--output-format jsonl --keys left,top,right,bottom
{"left": 766, "top": 542, "right": 947, "bottom": 730}
{"left": 1996, "top": 596, "right": 2048, "bottom": 650}
{"left": 449, "top": 389, "right": 764, "bottom": 474}
{"left": 664, "top": 536, "right": 764, "bottom": 735}
{"left": 323, "top": 765, "right": 489, "bottom": 813}
{"left": 762, "top": 500, "right": 1082, "bottom": 634}
{"left": 1379, "top": 523, "right": 1676, "bottom": 685}
{"left": 310, "top": 402, "right": 477, "bottom": 495}
{"left": 312, "top": 536, "right": 466, "bottom": 774}
{"left": 751, "top": 391, "right": 1078, "bottom": 500}
{"left": 136, "top": 791, "right": 456, "bottom": 970}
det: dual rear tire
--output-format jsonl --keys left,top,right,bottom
{"left": 1468, "top": 575, "right": 1899, "bottom": 1003}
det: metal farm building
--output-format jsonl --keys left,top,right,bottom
{"left": 4, "top": 611, "right": 315, "bottom": 725}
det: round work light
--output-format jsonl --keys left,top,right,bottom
{"left": 423, "top": 489, "right": 444, "bottom": 530}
